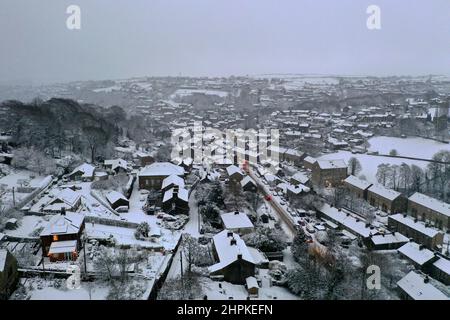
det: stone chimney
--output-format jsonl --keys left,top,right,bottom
{"left": 234, "top": 211, "right": 239, "bottom": 215}
{"left": 230, "top": 238, "right": 237, "bottom": 246}
{"left": 237, "top": 253, "right": 242, "bottom": 260}
{"left": 227, "top": 231, "right": 233, "bottom": 238}
{"left": 424, "top": 275, "right": 430, "bottom": 283}
{"left": 61, "top": 207, "right": 66, "bottom": 216}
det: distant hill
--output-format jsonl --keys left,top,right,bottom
{"left": 0, "top": 98, "right": 122, "bottom": 159}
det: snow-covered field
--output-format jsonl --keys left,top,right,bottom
{"left": 318, "top": 151, "right": 430, "bottom": 183}
{"left": 367, "top": 136, "right": 450, "bottom": 159}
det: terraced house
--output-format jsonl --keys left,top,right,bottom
{"left": 408, "top": 192, "right": 450, "bottom": 231}
{"left": 367, "top": 184, "right": 407, "bottom": 214}
{"left": 311, "top": 159, "right": 347, "bottom": 187}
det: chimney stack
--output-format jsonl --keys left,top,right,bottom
{"left": 424, "top": 275, "right": 430, "bottom": 283}
{"left": 237, "top": 253, "right": 242, "bottom": 260}
{"left": 61, "top": 207, "right": 66, "bottom": 216}
{"left": 230, "top": 238, "right": 237, "bottom": 246}
{"left": 234, "top": 211, "right": 239, "bottom": 215}
{"left": 227, "top": 231, "right": 233, "bottom": 238}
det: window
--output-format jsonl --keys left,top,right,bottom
{"left": 53, "top": 235, "right": 59, "bottom": 241}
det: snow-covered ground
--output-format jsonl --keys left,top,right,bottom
{"left": 0, "top": 170, "right": 46, "bottom": 189}
{"left": 319, "top": 151, "right": 430, "bottom": 184}
{"left": 200, "top": 270, "right": 299, "bottom": 300}
{"left": 22, "top": 279, "right": 110, "bottom": 300}
{"left": 3, "top": 215, "right": 47, "bottom": 238}
{"left": 368, "top": 136, "right": 450, "bottom": 158}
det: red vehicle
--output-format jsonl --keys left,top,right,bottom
{"left": 264, "top": 194, "right": 272, "bottom": 201}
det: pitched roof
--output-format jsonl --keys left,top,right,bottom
{"left": 368, "top": 184, "right": 402, "bottom": 201}
{"left": 209, "top": 230, "right": 255, "bottom": 273}
{"left": 40, "top": 212, "right": 85, "bottom": 237}
{"left": 240, "top": 175, "right": 256, "bottom": 187}
{"left": 139, "top": 162, "right": 185, "bottom": 177}
{"left": 162, "top": 187, "right": 189, "bottom": 203}
{"left": 389, "top": 214, "right": 442, "bottom": 238}
{"left": 344, "top": 175, "right": 372, "bottom": 190}
{"left": 398, "top": 242, "right": 436, "bottom": 266}
{"left": 70, "top": 163, "right": 95, "bottom": 177}
{"left": 433, "top": 258, "right": 450, "bottom": 275}
{"left": 226, "top": 165, "right": 243, "bottom": 177}
{"left": 221, "top": 212, "right": 254, "bottom": 230}
{"left": 52, "top": 188, "right": 81, "bottom": 207}
{"left": 291, "top": 172, "right": 309, "bottom": 184}
{"left": 317, "top": 159, "right": 347, "bottom": 170}
{"left": 106, "top": 191, "right": 128, "bottom": 205}
{"left": 397, "top": 271, "right": 448, "bottom": 300}
{"left": 162, "top": 174, "right": 185, "bottom": 190}
{"left": 409, "top": 192, "right": 450, "bottom": 217}
{"left": 48, "top": 240, "right": 78, "bottom": 255}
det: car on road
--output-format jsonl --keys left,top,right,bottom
{"left": 306, "top": 224, "right": 316, "bottom": 233}
{"left": 314, "top": 224, "right": 326, "bottom": 231}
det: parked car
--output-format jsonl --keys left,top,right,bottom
{"left": 314, "top": 224, "right": 326, "bottom": 231}
{"left": 306, "top": 224, "right": 315, "bottom": 233}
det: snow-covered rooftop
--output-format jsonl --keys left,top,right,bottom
{"left": 240, "top": 175, "right": 256, "bottom": 187}
{"left": 209, "top": 230, "right": 255, "bottom": 273}
{"left": 162, "top": 174, "right": 185, "bottom": 190}
{"left": 40, "top": 212, "right": 85, "bottom": 237}
{"left": 139, "top": 162, "right": 184, "bottom": 177}
{"left": 409, "top": 192, "right": 450, "bottom": 217}
{"left": 291, "top": 172, "right": 309, "bottom": 184}
{"left": 226, "top": 165, "right": 243, "bottom": 177}
{"left": 397, "top": 271, "right": 449, "bottom": 300}
{"left": 317, "top": 159, "right": 347, "bottom": 170}
{"left": 286, "top": 183, "right": 310, "bottom": 194}
{"left": 368, "top": 184, "right": 402, "bottom": 201}
{"left": 317, "top": 203, "right": 375, "bottom": 238}
{"left": 162, "top": 187, "right": 189, "bottom": 203}
{"left": 344, "top": 175, "right": 372, "bottom": 190}
{"left": 389, "top": 214, "right": 442, "bottom": 238}
{"left": 398, "top": 242, "right": 436, "bottom": 266}
{"left": 106, "top": 190, "right": 128, "bottom": 205}
{"left": 433, "top": 257, "right": 450, "bottom": 275}
{"left": 48, "top": 240, "right": 77, "bottom": 255}
{"left": 70, "top": 163, "right": 95, "bottom": 178}
{"left": 370, "top": 232, "right": 408, "bottom": 246}
{"left": 53, "top": 188, "right": 81, "bottom": 207}
{"left": 220, "top": 211, "right": 254, "bottom": 230}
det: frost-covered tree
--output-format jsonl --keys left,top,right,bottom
{"left": 291, "top": 228, "right": 309, "bottom": 261}
{"left": 242, "top": 227, "right": 287, "bottom": 252}
{"left": 135, "top": 222, "right": 150, "bottom": 239}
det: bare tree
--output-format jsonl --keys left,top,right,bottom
{"left": 83, "top": 126, "right": 108, "bottom": 163}
{"left": 376, "top": 163, "right": 390, "bottom": 186}
{"left": 348, "top": 157, "right": 362, "bottom": 176}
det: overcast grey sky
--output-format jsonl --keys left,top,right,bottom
{"left": 0, "top": 0, "right": 449, "bottom": 84}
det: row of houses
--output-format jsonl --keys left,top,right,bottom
{"left": 344, "top": 175, "right": 450, "bottom": 231}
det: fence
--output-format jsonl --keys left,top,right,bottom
{"left": 84, "top": 215, "right": 139, "bottom": 229}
